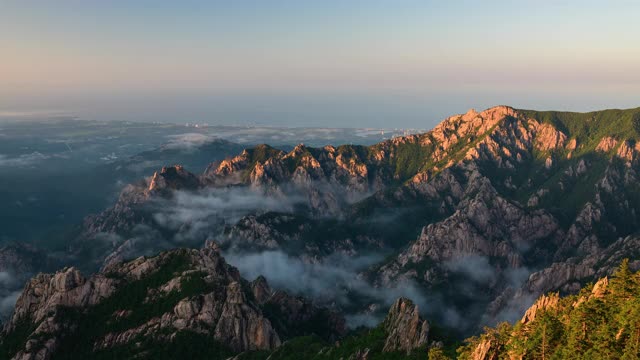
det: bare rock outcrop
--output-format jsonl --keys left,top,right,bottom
{"left": 382, "top": 298, "right": 429, "bottom": 354}
{"left": 520, "top": 292, "right": 560, "bottom": 325}
{"left": 148, "top": 165, "right": 200, "bottom": 192}
{"left": 470, "top": 338, "right": 497, "bottom": 360}
{"left": 3, "top": 243, "right": 344, "bottom": 359}
{"left": 533, "top": 122, "right": 567, "bottom": 151}
{"left": 616, "top": 139, "right": 640, "bottom": 163}
{"left": 596, "top": 136, "right": 618, "bottom": 152}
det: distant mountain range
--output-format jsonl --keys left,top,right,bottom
{"left": 2, "top": 105, "right": 640, "bottom": 359}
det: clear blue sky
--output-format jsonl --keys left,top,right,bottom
{"left": 1, "top": 0, "right": 639, "bottom": 127}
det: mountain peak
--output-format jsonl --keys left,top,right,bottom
{"left": 464, "top": 108, "right": 479, "bottom": 118}
{"left": 148, "top": 164, "right": 199, "bottom": 191}
{"left": 435, "top": 105, "right": 517, "bottom": 137}
{"left": 450, "top": 105, "right": 515, "bottom": 124}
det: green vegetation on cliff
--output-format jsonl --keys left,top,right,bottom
{"left": 520, "top": 107, "right": 640, "bottom": 156}
{"left": 51, "top": 251, "right": 230, "bottom": 360}
{"left": 458, "top": 259, "right": 640, "bottom": 360}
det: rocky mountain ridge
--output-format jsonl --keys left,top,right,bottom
{"left": 0, "top": 243, "right": 441, "bottom": 360}
{"left": 19, "top": 106, "right": 634, "bottom": 344}
{"left": 1, "top": 241, "right": 346, "bottom": 360}
{"left": 70, "top": 106, "right": 640, "bottom": 328}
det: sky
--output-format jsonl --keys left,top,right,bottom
{"left": 1, "top": 0, "right": 639, "bottom": 128}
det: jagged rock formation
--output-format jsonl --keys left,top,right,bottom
{"left": 3, "top": 105, "right": 640, "bottom": 358}
{"left": 369, "top": 107, "right": 640, "bottom": 329}
{"left": 520, "top": 292, "right": 560, "bottom": 325}
{"left": 1, "top": 242, "right": 344, "bottom": 360}
{"left": 236, "top": 296, "right": 431, "bottom": 359}
{"left": 382, "top": 298, "right": 429, "bottom": 353}
{"left": 69, "top": 105, "right": 640, "bottom": 335}
{"left": 147, "top": 165, "right": 200, "bottom": 192}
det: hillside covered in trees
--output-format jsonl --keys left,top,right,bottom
{"left": 457, "top": 259, "right": 640, "bottom": 360}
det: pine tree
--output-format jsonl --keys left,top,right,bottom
{"left": 621, "top": 325, "right": 640, "bottom": 360}
{"left": 611, "top": 259, "right": 636, "bottom": 300}
{"left": 540, "top": 322, "right": 548, "bottom": 360}
{"left": 428, "top": 347, "right": 451, "bottom": 360}
{"left": 456, "top": 260, "right": 640, "bottom": 359}
{"left": 527, "top": 312, "right": 564, "bottom": 359}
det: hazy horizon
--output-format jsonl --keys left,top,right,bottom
{"left": 3, "top": 1, "right": 639, "bottom": 128}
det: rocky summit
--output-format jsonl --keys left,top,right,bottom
{"left": 3, "top": 105, "right": 640, "bottom": 359}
